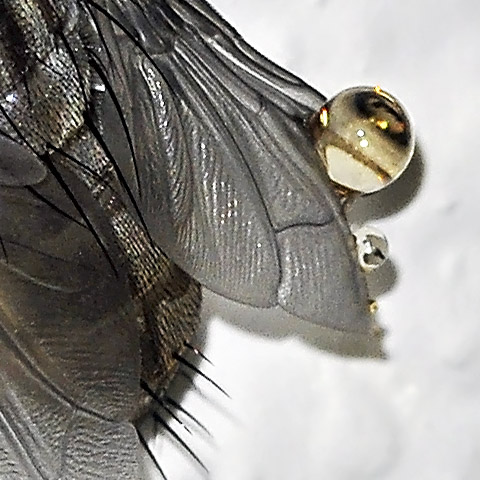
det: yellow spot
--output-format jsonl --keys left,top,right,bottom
{"left": 374, "top": 85, "right": 382, "bottom": 94}
{"left": 369, "top": 300, "right": 379, "bottom": 314}
{"left": 319, "top": 107, "right": 329, "bottom": 127}
{"left": 376, "top": 119, "right": 389, "bottom": 130}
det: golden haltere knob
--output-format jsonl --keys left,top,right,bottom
{"left": 311, "top": 86, "right": 414, "bottom": 194}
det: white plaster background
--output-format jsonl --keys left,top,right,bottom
{"left": 149, "top": 1, "right": 480, "bottom": 479}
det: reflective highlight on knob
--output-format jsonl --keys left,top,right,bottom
{"left": 311, "top": 86, "right": 415, "bottom": 194}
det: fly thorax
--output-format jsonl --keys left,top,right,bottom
{"left": 0, "top": 0, "right": 98, "bottom": 153}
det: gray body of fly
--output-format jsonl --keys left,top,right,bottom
{"left": 0, "top": 0, "right": 371, "bottom": 478}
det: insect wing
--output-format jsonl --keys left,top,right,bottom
{"left": 0, "top": 153, "right": 141, "bottom": 479}
{"left": 95, "top": 0, "right": 370, "bottom": 331}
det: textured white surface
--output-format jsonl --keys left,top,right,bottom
{"left": 150, "top": 1, "right": 480, "bottom": 479}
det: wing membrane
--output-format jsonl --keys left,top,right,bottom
{"left": 95, "top": 0, "right": 370, "bottom": 329}
{"left": 0, "top": 160, "right": 141, "bottom": 478}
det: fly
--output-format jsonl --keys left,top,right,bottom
{"left": 0, "top": 0, "right": 414, "bottom": 479}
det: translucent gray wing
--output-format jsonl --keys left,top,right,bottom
{"left": 97, "top": 0, "right": 370, "bottom": 331}
{"left": 0, "top": 149, "right": 141, "bottom": 479}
